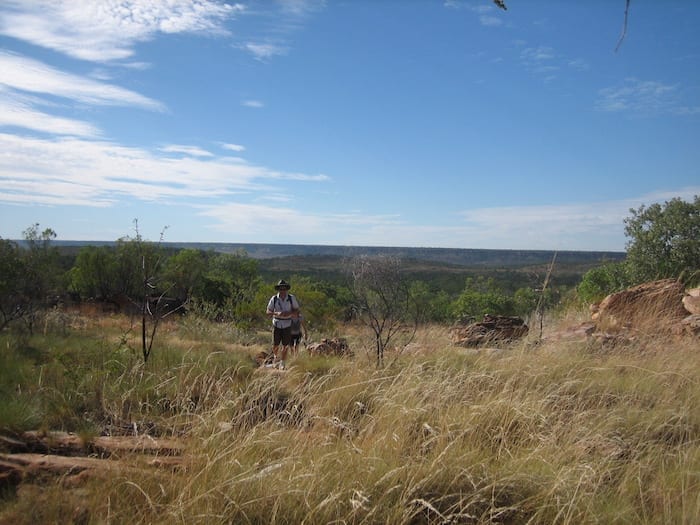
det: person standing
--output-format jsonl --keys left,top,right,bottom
{"left": 290, "top": 310, "right": 308, "bottom": 356}
{"left": 266, "top": 279, "right": 299, "bottom": 369}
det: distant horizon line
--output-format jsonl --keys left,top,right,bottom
{"left": 42, "top": 239, "right": 625, "bottom": 255}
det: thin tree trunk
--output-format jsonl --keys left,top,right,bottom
{"left": 537, "top": 252, "right": 557, "bottom": 340}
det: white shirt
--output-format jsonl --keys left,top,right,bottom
{"left": 267, "top": 293, "right": 298, "bottom": 328}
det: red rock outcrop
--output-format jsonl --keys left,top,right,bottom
{"left": 451, "top": 314, "right": 528, "bottom": 347}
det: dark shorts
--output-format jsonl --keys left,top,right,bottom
{"left": 291, "top": 332, "right": 302, "bottom": 346}
{"left": 273, "top": 326, "right": 292, "bottom": 346}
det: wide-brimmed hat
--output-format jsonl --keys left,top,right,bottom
{"left": 274, "top": 279, "right": 291, "bottom": 290}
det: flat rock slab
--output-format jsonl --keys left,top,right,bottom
{"left": 0, "top": 452, "right": 122, "bottom": 475}
{"left": 2, "top": 431, "right": 185, "bottom": 456}
{"left": 592, "top": 279, "right": 687, "bottom": 333}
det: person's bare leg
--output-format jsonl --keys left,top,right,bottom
{"left": 279, "top": 346, "right": 289, "bottom": 369}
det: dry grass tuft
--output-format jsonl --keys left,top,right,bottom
{"left": 1, "top": 314, "right": 699, "bottom": 524}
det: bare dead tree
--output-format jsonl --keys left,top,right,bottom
{"left": 130, "top": 220, "right": 182, "bottom": 363}
{"left": 536, "top": 251, "right": 557, "bottom": 341}
{"left": 346, "top": 255, "right": 420, "bottom": 367}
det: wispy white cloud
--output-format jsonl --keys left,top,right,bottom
{"left": 479, "top": 15, "right": 503, "bottom": 27}
{"left": 568, "top": 58, "right": 590, "bottom": 72}
{"left": 198, "top": 202, "right": 402, "bottom": 244}
{"left": 0, "top": 133, "right": 329, "bottom": 208}
{"left": 197, "top": 190, "right": 700, "bottom": 251}
{"left": 221, "top": 143, "right": 245, "bottom": 152}
{"left": 520, "top": 45, "right": 555, "bottom": 63}
{"left": 0, "top": 94, "right": 99, "bottom": 137}
{"left": 443, "top": 1, "right": 505, "bottom": 27}
{"left": 444, "top": 1, "right": 487, "bottom": 13}
{"left": 280, "top": 0, "right": 327, "bottom": 17}
{"left": 0, "top": 51, "right": 164, "bottom": 111}
{"left": 242, "top": 99, "right": 264, "bottom": 108}
{"left": 160, "top": 144, "right": 213, "bottom": 157}
{"left": 519, "top": 45, "right": 595, "bottom": 81}
{"left": 243, "top": 42, "right": 289, "bottom": 60}
{"left": 0, "top": 0, "right": 244, "bottom": 62}
{"left": 451, "top": 188, "right": 700, "bottom": 251}
{"left": 596, "top": 77, "right": 700, "bottom": 116}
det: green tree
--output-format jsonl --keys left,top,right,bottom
{"left": 276, "top": 276, "right": 331, "bottom": 332}
{"left": 200, "top": 251, "right": 261, "bottom": 310}
{"left": 113, "top": 235, "right": 158, "bottom": 301}
{"left": 577, "top": 261, "right": 633, "bottom": 303}
{"left": 513, "top": 286, "right": 538, "bottom": 318}
{"left": 0, "top": 238, "right": 25, "bottom": 330}
{"left": 410, "top": 281, "right": 452, "bottom": 323}
{"left": 69, "top": 245, "right": 119, "bottom": 301}
{"left": 624, "top": 196, "right": 700, "bottom": 283}
{"left": 161, "top": 248, "right": 207, "bottom": 304}
{"left": 95, "top": 221, "right": 176, "bottom": 362}
{"left": 20, "top": 224, "right": 62, "bottom": 332}
{"left": 451, "top": 277, "right": 514, "bottom": 321}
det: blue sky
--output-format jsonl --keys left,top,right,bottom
{"left": 1, "top": 1, "right": 698, "bottom": 251}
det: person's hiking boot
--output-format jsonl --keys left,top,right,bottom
{"left": 278, "top": 360, "right": 285, "bottom": 370}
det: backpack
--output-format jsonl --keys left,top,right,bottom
{"left": 273, "top": 293, "right": 298, "bottom": 312}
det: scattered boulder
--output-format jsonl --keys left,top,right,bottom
{"left": 682, "top": 288, "right": 700, "bottom": 315}
{"left": 592, "top": 279, "right": 688, "bottom": 335}
{"left": 306, "top": 338, "right": 352, "bottom": 357}
{"left": 255, "top": 338, "right": 353, "bottom": 365}
{"left": 451, "top": 314, "right": 528, "bottom": 347}
{"left": 681, "top": 315, "right": 700, "bottom": 336}
{"left": 255, "top": 350, "right": 274, "bottom": 366}
{"left": 544, "top": 322, "right": 597, "bottom": 342}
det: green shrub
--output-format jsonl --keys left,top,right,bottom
{"left": 577, "top": 261, "right": 633, "bottom": 303}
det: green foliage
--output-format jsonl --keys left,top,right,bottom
{"left": 4, "top": 222, "right": 624, "bottom": 335}
{"left": 624, "top": 195, "right": 700, "bottom": 283}
{"left": 70, "top": 234, "right": 167, "bottom": 305}
{"left": 115, "top": 231, "right": 167, "bottom": 299}
{"left": 68, "top": 245, "right": 118, "bottom": 300}
{"left": 0, "top": 225, "right": 64, "bottom": 332}
{"left": 22, "top": 224, "right": 62, "bottom": 303}
{"left": 451, "top": 277, "right": 515, "bottom": 320}
{"left": 161, "top": 248, "right": 207, "bottom": 301}
{"left": 0, "top": 238, "right": 25, "bottom": 330}
{"left": 0, "top": 337, "right": 43, "bottom": 432}
{"left": 200, "top": 251, "right": 261, "bottom": 307}
{"left": 577, "top": 260, "right": 633, "bottom": 303}
{"left": 410, "top": 280, "right": 453, "bottom": 323}
{"left": 281, "top": 275, "right": 346, "bottom": 332}
{"left": 513, "top": 286, "right": 539, "bottom": 317}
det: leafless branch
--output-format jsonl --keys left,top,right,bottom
{"left": 615, "top": 0, "right": 631, "bottom": 52}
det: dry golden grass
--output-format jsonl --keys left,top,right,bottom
{"left": 1, "top": 313, "right": 699, "bottom": 524}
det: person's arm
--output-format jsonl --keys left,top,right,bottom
{"left": 270, "top": 296, "right": 294, "bottom": 319}
{"left": 275, "top": 308, "right": 292, "bottom": 319}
